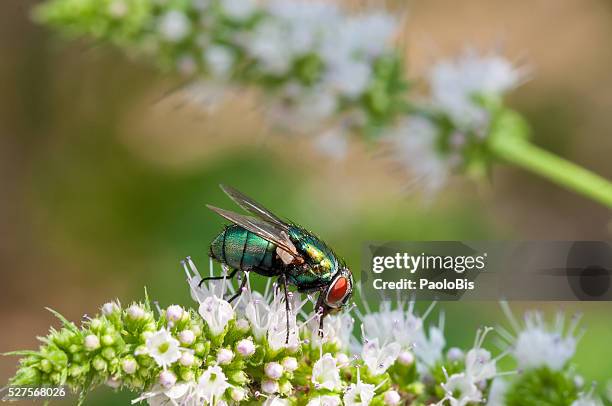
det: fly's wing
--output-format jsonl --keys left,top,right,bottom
{"left": 219, "top": 185, "right": 287, "bottom": 230}
{"left": 207, "top": 205, "right": 302, "bottom": 260}
{"left": 219, "top": 184, "right": 287, "bottom": 228}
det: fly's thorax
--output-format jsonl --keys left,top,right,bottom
{"left": 288, "top": 226, "right": 338, "bottom": 274}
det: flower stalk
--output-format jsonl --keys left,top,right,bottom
{"left": 490, "top": 134, "right": 612, "bottom": 208}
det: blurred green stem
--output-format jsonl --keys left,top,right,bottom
{"left": 490, "top": 136, "right": 612, "bottom": 208}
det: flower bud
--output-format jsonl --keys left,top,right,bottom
{"left": 261, "top": 379, "right": 279, "bottom": 394}
{"left": 191, "top": 324, "right": 202, "bottom": 336}
{"left": 236, "top": 339, "right": 255, "bottom": 357}
{"left": 279, "top": 379, "right": 292, "bottom": 395}
{"left": 235, "top": 318, "right": 250, "bottom": 332}
{"left": 159, "top": 370, "right": 177, "bottom": 388}
{"left": 40, "top": 359, "right": 53, "bottom": 373}
{"left": 178, "top": 329, "right": 195, "bottom": 345}
{"left": 447, "top": 347, "right": 464, "bottom": 362}
{"left": 101, "top": 334, "right": 115, "bottom": 346}
{"left": 68, "top": 344, "right": 80, "bottom": 354}
{"left": 102, "top": 347, "right": 116, "bottom": 361}
{"left": 181, "top": 369, "right": 194, "bottom": 381}
{"left": 230, "top": 371, "right": 249, "bottom": 385}
{"left": 265, "top": 362, "right": 283, "bottom": 380}
{"left": 166, "top": 305, "right": 184, "bottom": 322}
{"left": 102, "top": 302, "right": 120, "bottom": 316}
{"left": 217, "top": 348, "right": 234, "bottom": 365}
{"left": 90, "top": 318, "right": 103, "bottom": 331}
{"left": 179, "top": 352, "right": 195, "bottom": 367}
{"left": 134, "top": 345, "right": 148, "bottom": 356}
{"left": 384, "top": 390, "right": 401, "bottom": 405}
{"left": 194, "top": 342, "right": 206, "bottom": 355}
{"left": 106, "top": 377, "right": 121, "bottom": 389}
{"left": 398, "top": 351, "right": 414, "bottom": 366}
{"left": 231, "top": 387, "right": 246, "bottom": 402}
{"left": 122, "top": 358, "right": 138, "bottom": 374}
{"left": 127, "top": 304, "right": 145, "bottom": 320}
{"left": 282, "top": 357, "right": 298, "bottom": 372}
{"left": 92, "top": 356, "right": 107, "bottom": 371}
{"left": 84, "top": 334, "right": 101, "bottom": 351}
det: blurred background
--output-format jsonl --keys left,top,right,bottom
{"left": 1, "top": 0, "right": 612, "bottom": 403}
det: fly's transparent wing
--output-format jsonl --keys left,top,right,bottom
{"left": 219, "top": 184, "right": 287, "bottom": 227}
{"left": 207, "top": 205, "right": 301, "bottom": 259}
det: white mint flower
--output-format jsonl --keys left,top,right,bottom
{"left": 146, "top": 329, "right": 181, "bottom": 368}
{"left": 199, "top": 295, "right": 234, "bottom": 336}
{"left": 464, "top": 327, "right": 497, "bottom": 383}
{"left": 309, "top": 311, "right": 354, "bottom": 350}
{"left": 311, "top": 353, "right": 341, "bottom": 391}
{"left": 307, "top": 395, "right": 342, "bottom": 406}
{"left": 486, "top": 378, "right": 508, "bottom": 406}
{"left": 325, "top": 61, "right": 371, "bottom": 98}
{"left": 571, "top": 391, "right": 604, "bottom": 406}
{"left": 197, "top": 365, "right": 230, "bottom": 403}
{"left": 136, "top": 382, "right": 193, "bottom": 406}
{"left": 501, "top": 303, "right": 580, "bottom": 371}
{"left": 386, "top": 117, "right": 449, "bottom": 195}
{"left": 247, "top": 20, "right": 293, "bottom": 75}
{"left": 158, "top": 10, "right": 190, "bottom": 43}
{"left": 263, "top": 396, "right": 290, "bottom": 406}
{"left": 447, "top": 347, "right": 465, "bottom": 362}
{"left": 429, "top": 50, "right": 523, "bottom": 130}
{"left": 440, "top": 373, "right": 483, "bottom": 406}
{"left": 244, "top": 291, "right": 272, "bottom": 341}
{"left": 361, "top": 338, "right": 401, "bottom": 376}
{"left": 205, "top": 46, "right": 235, "bottom": 77}
{"left": 344, "top": 381, "right": 376, "bottom": 406}
{"left": 414, "top": 323, "right": 446, "bottom": 369}
{"left": 220, "top": 0, "right": 255, "bottom": 21}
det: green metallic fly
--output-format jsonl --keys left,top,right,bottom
{"left": 201, "top": 185, "right": 353, "bottom": 340}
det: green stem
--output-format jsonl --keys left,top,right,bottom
{"left": 490, "top": 136, "right": 612, "bottom": 208}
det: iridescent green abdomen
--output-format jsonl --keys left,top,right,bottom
{"left": 210, "top": 225, "right": 277, "bottom": 275}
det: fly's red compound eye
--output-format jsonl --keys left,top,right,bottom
{"left": 326, "top": 276, "right": 349, "bottom": 307}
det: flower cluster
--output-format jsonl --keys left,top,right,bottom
{"left": 32, "top": 0, "right": 612, "bottom": 207}
{"left": 6, "top": 259, "right": 605, "bottom": 405}
{"left": 35, "top": 0, "right": 406, "bottom": 142}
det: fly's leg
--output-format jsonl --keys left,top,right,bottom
{"left": 314, "top": 292, "right": 326, "bottom": 338}
{"left": 227, "top": 272, "right": 249, "bottom": 303}
{"left": 198, "top": 268, "right": 238, "bottom": 287}
{"left": 280, "top": 274, "right": 291, "bottom": 344}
